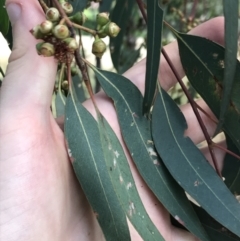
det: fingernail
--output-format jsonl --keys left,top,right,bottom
{"left": 6, "top": 3, "right": 22, "bottom": 25}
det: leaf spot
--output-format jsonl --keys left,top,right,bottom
{"left": 130, "top": 122, "right": 134, "bottom": 126}
{"left": 218, "top": 59, "right": 225, "bottom": 68}
{"left": 114, "top": 150, "right": 120, "bottom": 158}
{"left": 147, "top": 140, "right": 154, "bottom": 145}
{"left": 132, "top": 112, "right": 139, "bottom": 118}
{"left": 108, "top": 144, "right": 112, "bottom": 150}
{"left": 194, "top": 180, "right": 202, "bottom": 187}
{"left": 153, "top": 159, "right": 160, "bottom": 165}
{"left": 119, "top": 175, "right": 123, "bottom": 184}
{"left": 128, "top": 202, "right": 135, "bottom": 217}
{"left": 113, "top": 158, "right": 117, "bottom": 167}
{"left": 126, "top": 182, "right": 132, "bottom": 190}
{"left": 147, "top": 147, "right": 157, "bottom": 156}
{"left": 212, "top": 53, "right": 218, "bottom": 59}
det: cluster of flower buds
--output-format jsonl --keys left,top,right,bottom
{"left": 31, "top": 0, "right": 120, "bottom": 60}
{"left": 30, "top": 1, "right": 86, "bottom": 58}
{"left": 91, "top": 12, "right": 120, "bottom": 58}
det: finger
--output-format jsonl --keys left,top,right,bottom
{"left": 124, "top": 17, "right": 224, "bottom": 94}
{"left": 181, "top": 99, "right": 218, "bottom": 144}
{"left": 2, "top": 0, "right": 57, "bottom": 110}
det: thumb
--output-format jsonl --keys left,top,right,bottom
{"left": 2, "top": 0, "right": 57, "bottom": 110}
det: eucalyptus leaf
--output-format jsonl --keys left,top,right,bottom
{"left": 143, "top": 0, "right": 163, "bottom": 114}
{"left": 55, "top": 91, "right": 66, "bottom": 117}
{"left": 152, "top": 87, "right": 240, "bottom": 237}
{"left": 215, "top": 0, "right": 239, "bottom": 134}
{"left": 222, "top": 133, "right": 240, "bottom": 194}
{"left": 99, "top": 0, "right": 113, "bottom": 12}
{"left": 110, "top": 0, "right": 134, "bottom": 71}
{"left": 97, "top": 116, "right": 165, "bottom": 240}
{"left": 90, "top": 66, "right": 210, "bottom": 241}
{"left": 193, "top": 204, "right": 240, "bottom": 241}
{"left": 0, "top": 0, "right": 9, "bottom": 36}
{"left": 174, "top": 32, "right": 240, "bottom": 152}
{"left": 71, "top": 0, "right": 88, "bottom": 13}
{"left": 65, "top": 93, "right": 130, "bottom": 241}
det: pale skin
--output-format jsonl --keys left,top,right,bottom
{"left": 0, "top": 1, "right": 226, "bottom": 240}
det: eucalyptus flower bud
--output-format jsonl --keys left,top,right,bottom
{"left": 61, "top": 2, "right": 73, "bottom": 15}
{"left": 96, "top": 12, "right": 110, "bottom": 28}
{"left": 30, "top": 25, "right": 44, "bottom": 39}
{"left": 52, "top": 25, "right": 69, "bottom": 39}
{"left": 36, "top": 42, "right": 55, "bottom": 57}
{"left": 69, "top": 12, "right": 87, "bottom": 25}
{"left": 63, "top": 37, "right": 79, "bottom": 51}
{"left": 92, "top": 37, "right": 106, "bottom": 58}
{"left": 39, "top": 20, "right": 53, "bottom": 34}
{"left": 104, "top": 22, "right": 120, "bottom": 37}
{"left": 61, "top": 80, "right": 69, "bottom": 90}
{"left": 46, "top": 8, "right": 60, "bottom": 22}
{"left": 71, "top": 66, "right": 78, "bottom": 75}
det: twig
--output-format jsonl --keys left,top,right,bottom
{"left": 212, "top": 142, "right": 240, "bottom": 160}
{"left": 196, "top": 103, "right": 218, "bottom": 124}
{"left": 188, "top": 0, "right": 198, "bottom": 22}
{"left": 72, "top": 23, "right": 97, "bottom": 36}
{"left": 39, "top": 0, "right": 49, "bottom": 12}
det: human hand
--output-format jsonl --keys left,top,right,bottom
{"left": 0, "top": 1, "right": 225, "bottom": 240}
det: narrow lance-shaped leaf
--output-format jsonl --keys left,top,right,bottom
{"left": 99, "top": 0, "right": 113, "bottom": 12}
{"left": 65, "top": 93, "right": 131, "bottom": 241}
{"left": 215, "top": 0, "right": 239, "bottom": 134}
{"left": 222, "top": 133, "right": 240, "bottom": 194}
{"left": 143, "top": 0, "right": 163, "bottom": 114}
{"left": 0, "top": 0, "right": 9, "bottom": 36}
{"left": 71, "top": 0, "right": 88, "bottom": 13}
{"left": 192, "top": 204, "right": 240, "bottom": 241}
{"left": 90, "top": 66, "right": 210, "bottom": 241}
{"left": 97, "top": 116, "right": 165, "bottom": 241}
{"left": 173, "top": 32, "right": 240, "bottom": 152}
{"left": 152, "top": 87, "right": 240, "bottom": 237}
{"left": 110, "top": 0, "right": 134, "bottom": 71}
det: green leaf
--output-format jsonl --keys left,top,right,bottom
{"left": 119, "top": 46, "right": 142, "bottom": 74}
{"left": 193, "top": 204, "right": 240, "bottom": 241}
{"left": 72, "top": 75, "right": 87, "bottom": 103}
{"left": 110, "top": 0, "right": 134, "bottom": 71}
{"left": 174, "top": 33, "right": 240, "bottom": 152}
{"left": 152, "top": 87, "right": 240, "bottom": 237}
{"left": 97, "top": 116, "right": 165, "bottom": 241}
{"left": 65, "top": 93, "right": 130, "bottom": 241}
{"left": 100, "top": 0, "right": 113, "bottom": 12}
{"left": 55, "top": 91, "right": 66, "bottom": 117}
{"left": 222, "top": 133, "right": 240, "bottom": 194}
{"left": 90, "top": 67, "right": 210, "bottom": 241}
{"left": 71, "top": 0, "right": 88, "bottom": 13}
{"left": 0, "top": 0, "right": 9, "bottom": 35}
{"left": 215, "top": 0, "right": 239, "bottom": 134}
{"left": 143, "top": 0, "right": 163, "bottom": 114}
